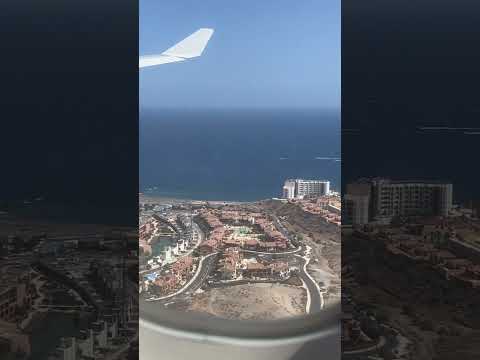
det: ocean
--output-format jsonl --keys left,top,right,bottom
{"left": 140, "top": 109, "right": 340, "bottom": 202}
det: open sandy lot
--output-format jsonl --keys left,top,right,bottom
{"left": 188, "top": 283, "right": 306, "bottom": 320}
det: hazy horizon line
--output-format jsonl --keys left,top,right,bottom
{"left": 140, "top": 106, "right": 340, "bottom": 112}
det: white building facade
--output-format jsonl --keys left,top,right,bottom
{"left": 343, "top": 178, "right": 453, "bottom": 225}
{"left": 371, "top": 179, "right": 453, "bottom": 219}
{"left": 282, "top": 179, "right": 331, "bottom": 199}
{"left": 343, "top": 194, "right": 370, "bottom": 225}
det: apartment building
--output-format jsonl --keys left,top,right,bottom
{"left": 282, "top": 179, "right": 330, "bottom": 199}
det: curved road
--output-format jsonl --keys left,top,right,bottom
{"left": 144, "top": 212, "right": 323, "bottom": 314}
{"left": 240, "top": 246, "right": 303, "bottom": 256}
{"left": 181, "top": 252, "right": 218, "bottom": 295}
{"left": 270, "top": 213, "right": 324, "bottom": 313}
{"left": 240, "top": 251, "right": 323, "bottom": 313}
{"left": 241, "top": 247, "right": 323, "bottom": 314}
{"left": 146, "top": 252, "right": 218, "bottom": 302}
{"left": 294, "top": 254, "right": 323, "bottom": 313}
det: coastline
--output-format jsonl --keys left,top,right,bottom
{"left": 139, "top": 192, "right": 257, "bottom": 205}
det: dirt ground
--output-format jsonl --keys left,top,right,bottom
{"left": 261, "top": 200, "right": 341, "bottom": 305}
{"left": 187, "top": 283, "right": 306, "bottom": 320}
{"left": 261, "top": 200, "right": 340, "bottom": 271}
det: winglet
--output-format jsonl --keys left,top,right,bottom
{"left": 139, "top": 28, "right": 214, "bottom": 68}
{"left": 163, "top": 28, "right": 214, "bottom": 59}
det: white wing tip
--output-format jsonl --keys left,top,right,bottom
{"left": 199, "top": 28, "right": 214, "bottom": 34}
{"left": 139, "top": 28, "right": 214, "bottom": 68}
{"left": 163, "top": 28, "right": 214, "bottom": 59}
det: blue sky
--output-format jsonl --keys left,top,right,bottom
{"left": 140, "top": 0, "right": 340, "bottom": 109}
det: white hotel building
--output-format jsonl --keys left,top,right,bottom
{"left": 371, "top": 179, "right": 452, "bottom": 218}
{"left": 343, "top": 178, "right": 453, "bottom": 225}
{"left": 283, "top": 179, "right": 331, "bottom": 199}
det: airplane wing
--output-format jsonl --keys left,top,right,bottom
{"left": 139, "top": 28, "right": 214, "bottom": 68}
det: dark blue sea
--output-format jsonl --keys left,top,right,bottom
{"left": 140, "top": 109, "right": 340, "bottom": 201}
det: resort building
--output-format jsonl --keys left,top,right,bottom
{"left": 283, "top": 179, "right": 330, "bottom": 199}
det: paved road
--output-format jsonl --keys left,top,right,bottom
{"left": 241, "top": 246, "right": 302, "bottom": 256}
{"left": 272, "top": 214, "right": 294, "bottom": 242}
{"left": 241, "top": 246, "right": 322, "bottom": 314}
{"left": 269, "top": 213, "right": 324, "bottom": 313}
{"left": 248, "top": 211, "right": 323, "bottom": 313}
{"left": 144, "top": 211, "right": 323, "bottom": 314}
{"left": 182, "top": 253, "right": 218, "bottom": 294}
{"left": 146, "top": 252, "right": 218, "bottom": 302}
{"left": 295, "top": 255, "right": 323, "bottom": 313}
